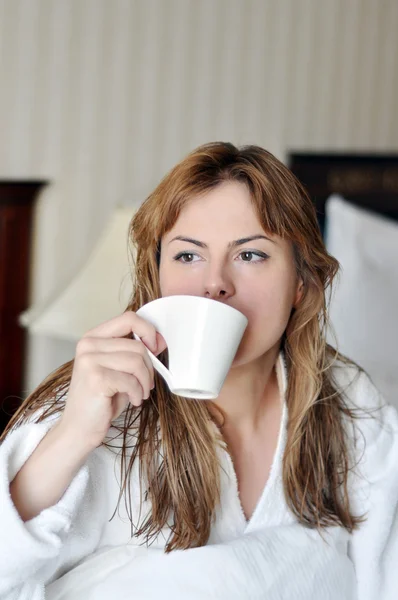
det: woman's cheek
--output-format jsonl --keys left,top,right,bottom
{"left": 242, "top": 290, "right": 292, "bottom": 345}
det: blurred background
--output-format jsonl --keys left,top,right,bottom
{"left": 0, "top": 0, "right": 397, "bottom": 431}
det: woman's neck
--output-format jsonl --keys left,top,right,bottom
{"left": 213, "top": 344, "right": 281, "bottom": 437}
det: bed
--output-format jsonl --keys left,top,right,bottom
{"left": 288, "top": 152, "right": 398, "bottom": 407}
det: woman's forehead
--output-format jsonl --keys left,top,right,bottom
{"left": 159, "top": 180, "right": 291, "bottom": 246}
{"left": 165, "top": 183, "right": 263, "bottom": 232}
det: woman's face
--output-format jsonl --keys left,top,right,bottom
{"left": 159, "top": 181, "right": 303, "bottom": 367}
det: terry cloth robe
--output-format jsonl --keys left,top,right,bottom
{"left": 0, "top": 353, "right": 397, "bottom": 599}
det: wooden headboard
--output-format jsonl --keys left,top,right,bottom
{"left": 288, "top": 153, "right": 398, "bottom": 236}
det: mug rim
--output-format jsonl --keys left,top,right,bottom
{"left": 137, "top": 294, "right": 248, "bottom": 322}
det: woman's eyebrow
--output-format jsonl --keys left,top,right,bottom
{"left": 168, "top": 234, "right": 276, "bottom": 248}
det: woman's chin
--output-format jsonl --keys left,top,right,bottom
{"left": 230, "top": 348, "right": 259, "bottom": 369}
{"left": 231, "top": 340, "right": 278, "bottom": 369}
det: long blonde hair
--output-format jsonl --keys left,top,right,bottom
{"left": 2, "top": 142, "right": 365, "bottom": 551}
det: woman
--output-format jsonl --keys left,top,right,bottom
{"left": 1, "top": 142, "right": 397, "bottom": 600}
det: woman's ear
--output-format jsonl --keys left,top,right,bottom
{"left": 293, "top": 278, "right": 304, "bottom": 308}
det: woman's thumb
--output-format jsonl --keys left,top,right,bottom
{"left": 154, "top": 332, "right": 167, "bottom": 355}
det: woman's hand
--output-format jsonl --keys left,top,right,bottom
{"left": 58, "top": 311, "right": 167, "bottom": 449}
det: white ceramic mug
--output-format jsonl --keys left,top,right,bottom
{"left": 134, "top": 295, "right": 248, "bottom": 399}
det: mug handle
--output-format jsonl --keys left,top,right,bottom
{"left": 133, "top": 333, "right": 173, "bottom": 391}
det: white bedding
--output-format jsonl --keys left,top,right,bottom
{"left": 46, "top": 524, "right": 356, "bottom": 600}
{"left": 325, "top": 194, "right": 398, "bottom": 406}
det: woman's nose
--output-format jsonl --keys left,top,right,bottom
{"left": 202, "top": 265, "right": 235, "bottom": 300}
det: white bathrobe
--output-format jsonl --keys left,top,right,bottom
{"left": 0, "top": 353, "right": 397, "bottom": 600}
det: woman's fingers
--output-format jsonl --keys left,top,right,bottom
{"left": 76, "top": 338, "right": 155, "bottom": 379}
{"left": 85, "top": 351, "right": 154, "bottom": 399}
{"left": 95, "top": 368, "right": 146, "bottom": 407}
{"left": 60, "top": 310, "right": 167, "bottom": 448}
{"left": 83, "top": 311, "right": 158, "bottom": 353}
{"left": 112, "top": 392, "right": 131, "bottom": 420}
{"left": 154, "top": 332, "right": 167, "bottom": 355}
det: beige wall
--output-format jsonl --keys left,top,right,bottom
{"left": 0, "top": 0, "right": 397, "bottom": 391}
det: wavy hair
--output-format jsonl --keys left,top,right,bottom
{"left": 1, "top": 142, "right": 365, "bottom": 551}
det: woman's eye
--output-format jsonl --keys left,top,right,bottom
{"left": 173, "top": 250, "right": 269, "bottom": 264}
{"left": 173, "top": 252, "right": 200, "bottom": 263}
{"left": 238, "top": 251, "right": 268, "bottom": 262}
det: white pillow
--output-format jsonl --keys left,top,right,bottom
{"left": 325, "top": 194, "right": 398, "bottom": 407}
